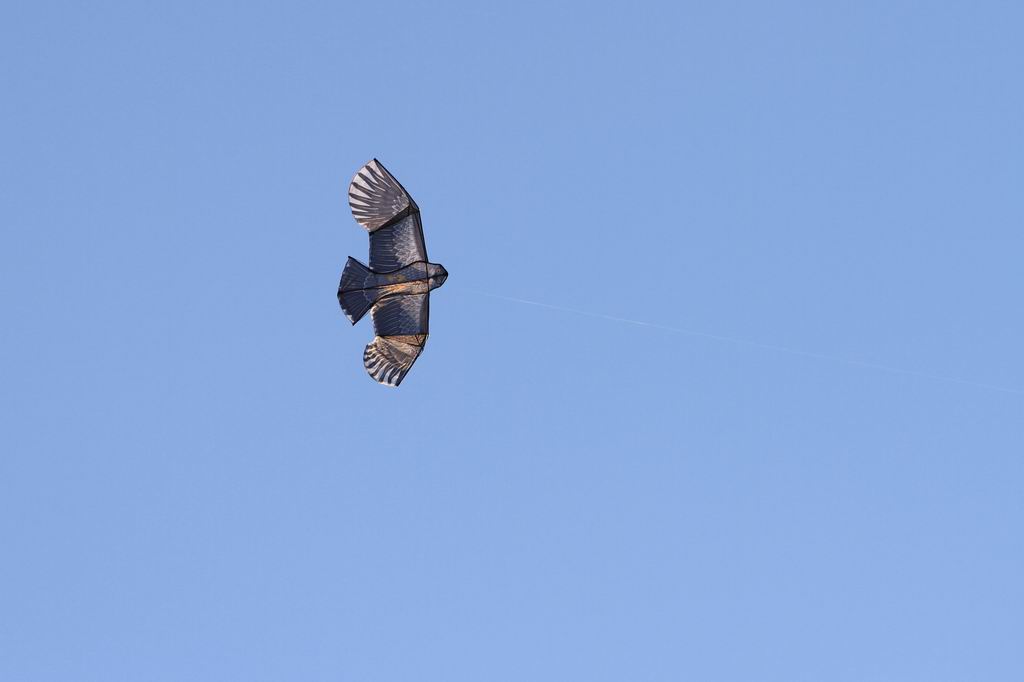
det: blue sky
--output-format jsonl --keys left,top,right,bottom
{"left": 2, "top": 1, "right": 1023, "bottom": 680}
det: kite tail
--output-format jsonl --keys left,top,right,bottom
{"left": 338, "top": 257, "right": 381, "bottom": 324}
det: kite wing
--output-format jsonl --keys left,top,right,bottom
{"left": 363, "top": 293, "right": 429, "bottom": 386}
{"left": 348, "top": 159, "right": 428, "bottom": 271}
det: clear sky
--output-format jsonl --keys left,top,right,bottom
{"left": 2, "top": 2, "right": 1023, "bottom": 680}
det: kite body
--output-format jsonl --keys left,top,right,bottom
{"left": 338, "top": 159, "right": 448, "bottom": 387}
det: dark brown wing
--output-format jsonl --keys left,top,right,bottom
{"left": 348, "top": 159, "right": 428, "bottom": 271}
{"left": 363, "top": 294, "right": 429, "bottom": 386}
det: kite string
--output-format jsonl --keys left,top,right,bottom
{"left": 464, "top": 288, "right": 1024, "bottom": 396}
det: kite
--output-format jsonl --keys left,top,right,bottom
{"left": 337, "top": 159, "right": 448, "bottom": 386}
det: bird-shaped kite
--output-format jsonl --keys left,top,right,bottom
{"left": 337, "top": 159, "right": 448, "bottom": 386}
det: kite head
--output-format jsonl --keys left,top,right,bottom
{"left": 427, "top": 262, "right": 448, "bottom": 290}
